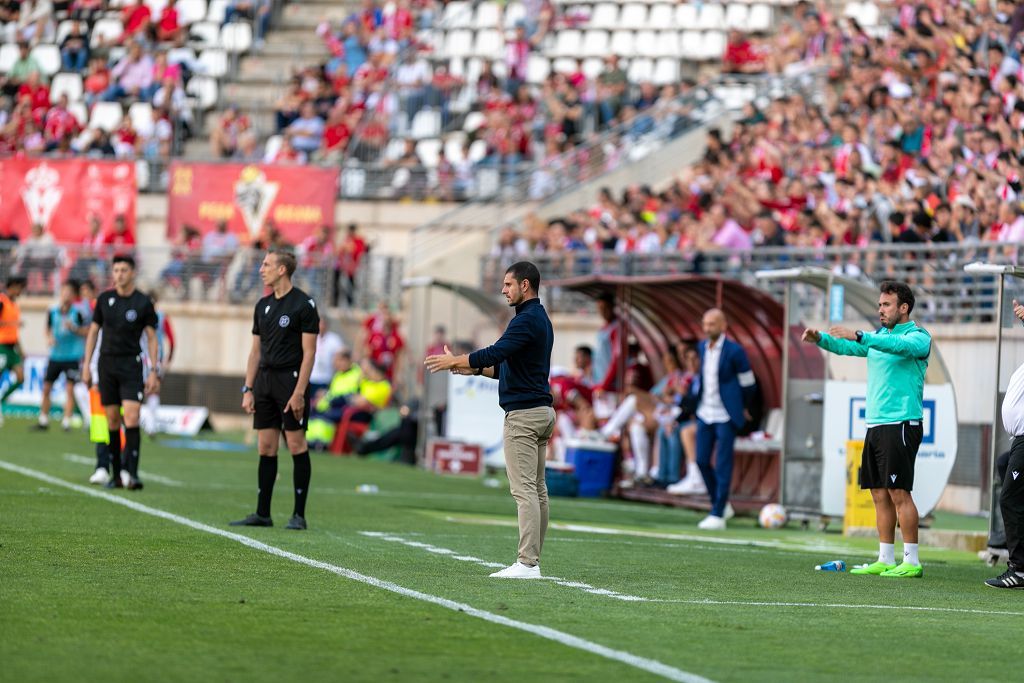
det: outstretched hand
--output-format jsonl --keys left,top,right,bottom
{"left": 424, "top": 344, "right": 457, "bottom": 374}
{"left": 801, "top": 328, "right": 821, "bottom": 344}
{"left": 1014, "top": 299, "right": 1024, "bottom": 323}
{"left": 827, "top": 326, "right": 857, "bottom": 341}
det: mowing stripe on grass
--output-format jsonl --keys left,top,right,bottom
{"left": 0, "top": 460, "right": 713, "bottom": 683}
{"left": 360, "top": 531, "right": 649, "bottom": 602}
{"left": 651, "top": 598, "right": 1024, "bottom": 617}
{"left": 62, "top": 453, "right": 185, "bottom": 487}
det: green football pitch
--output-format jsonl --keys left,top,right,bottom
{"left": 0, "top": 419, "right": 1015, "bottom": 683}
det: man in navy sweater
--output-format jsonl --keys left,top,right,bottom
{"left": 426, "top": 261, "right": 555, "bottom": 579}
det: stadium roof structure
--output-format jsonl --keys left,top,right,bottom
{"left": 548, "top": 273, "right": 826, "bottom": 410}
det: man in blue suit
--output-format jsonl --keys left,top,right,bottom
{"left": 692, "top": 308, "right": 757, "bottom": 530}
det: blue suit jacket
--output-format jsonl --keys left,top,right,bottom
{"left": 691, "top": 337, "right": 757, "bottom": 430}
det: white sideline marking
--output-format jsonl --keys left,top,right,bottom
{"left": 359, "top": 531, "right": 649, "bottom": 602}
{"left": 0, "top": 460, "right": 713, "bottom": 683}
{"left": 62, "top": 453, "right": 184, "bottom": 487}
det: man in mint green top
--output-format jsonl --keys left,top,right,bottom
{"left": 803, "top": 281, "right": 930, "bottom": 579}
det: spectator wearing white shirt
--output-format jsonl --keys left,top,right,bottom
{"left": 286, "top": 102, "right": 325, "bottom": 155}
{"left": 310, "top": 318, "right": 346, "bottom": 396}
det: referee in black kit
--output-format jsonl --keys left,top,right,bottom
{"left": 81, "top": 255, "right": 160, "bottom": 490}
{"left": 232, "top": 249, "right": 319, "bottom": 530}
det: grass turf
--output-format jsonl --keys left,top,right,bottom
{"left": 0, "top": 419, "right": 1014, "bottom": 683}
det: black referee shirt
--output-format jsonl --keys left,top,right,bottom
{"left": 252, "top": 287, "right": 320, "bottom": 370}
{"left": 92, "top": 289, "right": 158, "bottom": 356}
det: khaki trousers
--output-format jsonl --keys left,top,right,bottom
{"left": 503, "top": 405, "right": 556, "bottom": 567}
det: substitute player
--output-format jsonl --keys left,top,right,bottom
{"left": 34, "top": 280, "right": 88, "bottom": 431}
{"left": 0, "top": 276, "right": 27, "bottom": 425}
{"left": 803, "top": 281, "right": 930, "bottom": 578}
{"left": 82, "top": 256, "right": 160, "bottom": 490}
{"left": 232, "top": 249, "right": 319, "bottom": 530}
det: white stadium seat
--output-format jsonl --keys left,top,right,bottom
{"left": 473, "top": 29, "right": 504, "bottom": 60}
{"left": 468, "top": 139, "right": 488, "bottom": 163}
{"left": 646, "top": 4, "right": 673, "bottom": 30}
{"left": 128, "top": 102, "right": 153, "bottom": 131}
{"left": 552, "top": 30, "right": 582, "bottom": 58}
{"left": 176, "top": 0, "right": 208, "bottom": 25}
{"left": 0, "top": 44, "right": 17, "bottom": 73}
{"left": 462, "top": 110, "right": 485, "bottom": 133}
{"left": 189, "top": 21, "right": 220, "bottom": 48}
{"left": 700, "top": 30, "right": 726, "bottom": 60}
{"left": 443, "top": 1, "right": 473, "bottom": 28}
{"left": 416, "top": 138, "right": 443, "bottom": 168}
{"left": 680, "top": 30, "right": 702, "bottom": 60}
{"left": 675, "top": 3, "right": 698, "bottom": 29}
{"left": 610, "top": 30, "right": 634, "bottom": 57}
{"left": 90, "top": 18, "right": 124, "bottom": 49}
{"left": 50, "top": 72, "right": 84, "bottom": 103}
{"left": 68, "top": 102, "right": 88, "bottom": 126}
{"left": 145, "top": 0, "right": 169, "bottom": 15}
{"left": 55, "top": 20, "right": 78, "bottom": 45}
{"left": 474, "top": 1, "right": 501, "bottom": 29}
{"left": 411, "top": 109, "right": 441, "bottom": 139}
{"left": 186, "top": 76, "right": 219, "bottom": 109}
{"left": 654, "top": 31, "right": 680, "bottom": 58}
{"left": 580, "top": 30, "right": 609, "bottom": 58}
{"left": 263, "top": 134, "right": 283, "bottom": 160}
{"left": 652, "top": 57, "right": 679, "bottom": 85}
{"left": 90, "top": 102, "right": 124, "bottom": 132}
{"left": 581, "top": 57, "right": 603, "bottom": 80}
{"left": 30, "top": 45, "right": 61, "bottom": 76}
{"left": 747, "top": 4, "right": 772, "bottom": 32}
{"left": 443, "top": 133, "right": 466, "bottom": 163}
{"left": 589, "top": 3, "right": 619, "bottom": 30}
{"left": 633, "top": 30, "right": 658, "bottom": 58}
{"left": 697, "top": 4, "right": 725, "bottom": 30}
{"left": 444, "top": 29, "right": 473, "bottom": 58}
{"left": 220, "top": 22, "right": 253, "bottom": 53}
{"left": 198, "top": 48, "right": 228, "bottom": 77}
{"left": 618, "top": 4, "right": 647, "bottom": 30}
{"left": 206, "top": 0, "right": 228, "bottom": 23}
{"left": 627, "top": 58, "right": 653, "bottom": 83}
{"left": 726, "top": 4, "right": 749, "bottom": 30}
{"left": 526, "top": 54, "right": 550, "bottom": 83}
{"left": 503, "top": 2, "right": 525, "bottom": 28}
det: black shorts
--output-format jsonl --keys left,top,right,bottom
{"left": 98, "top": 354, "right": 144, "bottom": 406}
{"left": 253, "top": 368, "right": 311, "bottom": 432}
{"left": 45, "top": 359, "right": 81, "bottom": 384}
{"left": 860, "top": 421, "right": 923, "bottom": 491}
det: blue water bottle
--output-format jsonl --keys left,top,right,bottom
{"left": 815, "top": 560, "right": 846, "bottom": 572}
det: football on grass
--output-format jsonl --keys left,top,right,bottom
{"left": 758, "top": 503, "right": 788, "bottom": 529}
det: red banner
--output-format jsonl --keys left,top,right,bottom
{"left": 0, "top": 158, "right": 137, "bottom": 241}
{"left": 167, "top": 162, "right": 338, "bottom": 244}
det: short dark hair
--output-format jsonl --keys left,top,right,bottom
{"left": 575, "top": 344, "right": 593, "bottom": 359}
{"left": 5, "top": 276, "right": 27, "bottom": 288}
{"left": 506, "top": 261, "right": 541, "bottom": 292}
{"left": 880, "top": 280, "right": 915, "bottom": 314}
{"left": 63, "top": 279, "right": 80, "bottom": 295}
{"left": 112, "top": 254, "right": 136, "bottom": 270}
{"left": 269, "top": 249, "right": 297, "bottom": 277}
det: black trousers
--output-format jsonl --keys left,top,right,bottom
{"left": 1002, "top": 438, "right": 1024, "bottom": 570}
{"left": 357, "top": 416, "right": 418, "bottom": 465}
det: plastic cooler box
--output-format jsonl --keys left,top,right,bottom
{"left": 545, "top": 461, "right": 578, "bottom": 497}
{"left": 563, "top": 438, "right": 617, "bottom": 497}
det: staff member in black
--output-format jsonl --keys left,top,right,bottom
{"left": 425, "top": 261, "right": 555, "bottom": 579}
{"left": 232, "top": 249, "right": 319, "bottom": 530}
{"left": 81, "top": 255, "right": 159, "bottom": 490}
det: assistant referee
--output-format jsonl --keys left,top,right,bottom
{"left": 803, "top": 280, "right": 930, "bottom": 579}
{"left": 232, "top": 249, "right": 319, "bottom": 531}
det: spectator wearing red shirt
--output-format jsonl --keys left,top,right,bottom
{"left": 210, "top": 106, "right": 250, "bottom": 157}
{"left": 723, "top": 30, "right": 764, "bottom": 74}
{"left": 17, "top": 72, "right": 50, "bottom": 120}
{"left": 319, "top": 106, "right": 351, "bottom": 162}
{"left": 155, "top": 0, "right": 182, "bottom": 42}
{"left": 43, "top": 95, "right": 81, "bottom": 149}
{"left": 119, "top": 0, "right": 152, "bottom": 44}
{"left": 364, "top": 315, "right": 404, "bottom": 381}
{"left": 102, "top": 214, "right": 136, "bottom": 253}
{"left": 83, "top": 57, "right": 111, "bottom": 107}
{"left": 335, "top": 222, "right": 366, "bottom": 306}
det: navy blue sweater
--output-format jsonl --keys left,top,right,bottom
{"left": 468, "top": 297, "right": 554, "bottom": 412}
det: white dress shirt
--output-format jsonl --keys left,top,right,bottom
{"left": 1002, "top": 362, "right": 1024, "bottom": 437}
{"left": 697, "top": 335, "right": 731, "bottom": 425}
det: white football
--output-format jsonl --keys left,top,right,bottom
{"left": 758, "top": 503, "right": 788, "bottom": 529}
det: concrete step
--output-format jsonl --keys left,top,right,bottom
{"left": 221, "top": 80, "right": 287, "bottom": 107}
{"left": 279, "top": 2, "right": 353, "bottom": 27}
{"left": 199, "top": 108, "right": 278, "bottom": 136}
{"left": 239, "top": 53, "right": 316, "bottom": 81}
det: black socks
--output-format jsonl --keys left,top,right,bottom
{"left": 257, "top": 456, "right": 278, "bottom": 518}
{"left": 95, "top": 442, "right": 110, "bottom": 470}
{"left": 292, "top": 452, "right": 310, "bottom": 518}
{"left": 124, "top": 427, "right": 141, "bottom": 477}
{"left": 107, "top": 428, "right": 122, "bottom": 474}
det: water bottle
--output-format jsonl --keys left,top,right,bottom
{"left": 356, "top": 484, "right": 379, "bottom": 494}
{"left": 815, "top": 560, "right": 846, "bottom": 572}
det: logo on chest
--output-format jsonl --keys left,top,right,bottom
{"left": 279, "top": 315, "right": 291, "bottom": 328}
{"left": 125, "top": 309, "right": 138, "bottom": 322}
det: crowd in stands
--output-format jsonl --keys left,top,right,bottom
{"left": 499, "top": 0, "right": 1024, "bottom": 259}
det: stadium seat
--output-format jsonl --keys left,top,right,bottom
{"left": 167, "top": 46, "right": 197, "bottom": 67}
{"left": 128, "top": 102, "right": 153, "bottom": 131}
{"left": 747, "top": 4, "right": 771, "bottom": 32}
{"left": 197, "top": 48, "right": 228, "bottom": 77}
{"left": 443, "top": 1, "right": 473, "bottom": 28}
{"left": 646, "top": 4, "right": 672, "bottom": 30}
{"left": 627, "top": 58, "right": 653, "bottom": 83}
{"left": 580, "top": 30, "right": 609, "bottom": 58}
{"left": 858, "top": 2, "right": 880, "bottom": 27}
{"left": 55, "top": 20, "right": 77, "bottom": 45}
{"left": 28, "top": 45, "right": 60, "bottom": 76}
{"left": 145, "top": 0, "right": 170, "bottom": 15}
{"left": 700, "top": 30, "right": 726, "bottom": 60}
{"left": 50, "top": 72, "right": 84, "bottom": 103}
{"left": 186, "top": 76, "right": 219, "bottom": 109}
{"left": 448, "top": 56, "right": 466, "bottom": 77}
{"left": 468, "top": 138, "right": 488, "bottom": 163}
{"left": 552, "top": 30, "right": 582, "bottom": 58}
{"left": 581, "top": 57, "right": 604, "bottom": 80}
{"left": 416, "top": 138, "right": 443, "bottom": 168}
{"left": 697, "top": 4, "right": 725, "bottom": 30}
{"left": 843, "top": 2, "right": 863, "bottom": 20}
{"left": 490, "top": 59, "right": 507, "bottom": 79}
{"left": 462, "top": 110, "right": 485, "bottom": 133}
{"left": 675, "top": 3, "right": 698, "bottom": 29}
{"left": 589, "top": 3, "right": 618, "bottom": 29}
{"left": 504, "top": 2, "right": 526, "bottom": 28}
{"left": 135, "top": 159, "right": 150, "bottom": 191}
{"left": 442, "top": 132, "right": 467, "bottom": 162}
{"left": 220, "top": 22, "right": 253, "bottom": 53}
{"left": 654, "top": 30, "right": 680, "bottom": 58}
{"left": 652, "top": 57, "right": 679, "bottom": 85}
{"left": 444, "top": 29, "right": 473, "bottom": 58}
{"left": 680, "top": 30, "right": 702, "bottom": 60}
{"left": 68, "top": 102, "right": 88, "bottom": 126}
{"left": 90, "top": 102, "right": 124, "bottom": 132}
{"left": 619, "top": 4, "right": 647, "bottom": 30}
{"left": 0, "top": 44, "right": 18, "bottom": 73}
{"left": 526, "top": 54, "right": 550, "bottom": 83}
{"left": 610, "top": 30, "right": 634, "bottom": 57}
{"left": 382, "top": 137, "right": 406, "bottom": 161}
{"left": 410, "top": 109, "right": 441, "bottom": 139}
{"left": 551, "top": 57, "right": 575, "bottom": 74}
{"left": 189, "top": 21, "right": 220, "bottom": 48}
{"left": 473, "top": 29, "right": 504, "bottom": 60}
{"left": 263, "top": 134, "right": 282, "bottom": 160}
{"left": 206, "top": 0, "right": 228, "bottom": 23}
{"left": 725, "top": 4, "right": 749, "bottom": 30}
{"left": 176, "top": 0, "right": 208, "bottom": 26}
{"left": 634, "top": 30, "right": 658, "bottom": 58}
{"left": 474, "top": 1, "right": 501, "bottom": 29}
{"left": 90, "top": 18, "right": 124, "bottom": 49}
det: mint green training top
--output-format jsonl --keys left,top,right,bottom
{"left": 816, "top": 320, "right": 931, "bottom": 425}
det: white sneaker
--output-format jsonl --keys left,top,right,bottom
{"left": 119, "top": 469, "right": 132, "bottom": 489}
{"left": 698, "top": 515, "right": 727, "bottom": 531}
{"left": 89, "top": 467, "right": 110, "bottom": 485}
{"left": 724, "top": 503, "right": 735, "bottom": 520}
{"left": 667, "top": 476, "right": 708, "bottom": 495}
{"left": 489, "top": 562, "right": 542, "bottom": 579}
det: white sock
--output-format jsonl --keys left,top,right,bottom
{"left": 903, "top": 543, "right": 920, "bottom": 566}
{"left": 38, "top": 414, "right": 49, "bottom": 426}
{"left": 878, "top": 542, "right": 896, "bottom": 564}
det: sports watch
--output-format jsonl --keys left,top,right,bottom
{"left": 855, "top": 331, "right": 864, "bottom": 343}
{"left": 241, "top": 385, "right": 252, "bottom": 394}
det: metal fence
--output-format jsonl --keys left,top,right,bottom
{"left": 0, "top": 242, "right": 404, "bottom": 311}
{"left": 481, "top": 242, "right": 1023, "bottom": 324}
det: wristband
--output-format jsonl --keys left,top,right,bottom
{"left": 475, "top": 367, "right": 484, "bottom": 376}
{"left": 855, "top": 331, "right": 864, "bottom": 343}
{"left": 241, "top": 385, "right": 252, "bottom": 394}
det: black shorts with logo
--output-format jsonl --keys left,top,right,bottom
{"left": 253, "top": 367, "right": 310, "bottom": 432}
{"left": 97, "top": 354, "right": 145, "bottom": 406}
{"left": 860, "top": 421, "right": 923, "bottom": 491}
{"left": 45, "top": 359, "right": 81, "bottom": 384}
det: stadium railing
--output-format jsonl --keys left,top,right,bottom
{"left": 480, "top": 242, "right": 1021, "bottom": 325}
{"left": 0, "top": 242, "right": 404, "bottom": 311}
